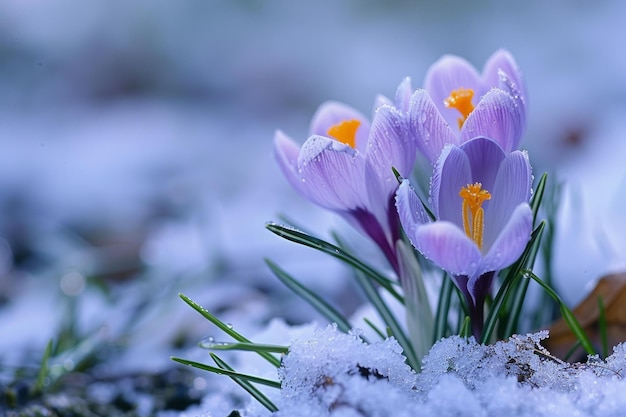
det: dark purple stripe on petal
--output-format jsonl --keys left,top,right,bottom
{"left": 459, "top": 136, "right": 506, "bottom": 194}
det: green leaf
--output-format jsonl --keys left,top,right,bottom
{"left": 178, "top": 293, "right": 281, "bottom": 368}
{"left": 266, "top": 223, "right": 403, "bottom": 303}
{"left": 530, "top": 172, "right": 548, "bottom": 226}
{"left": 210, "top": 353, "right": 279, "bottom": 412}
{"left": 171, "top": 356, "right": 282, "bottom": 389}
{"left": 363, "top": 317, "right": 386, "bottom": 340}
{"left": 523, "top": 270, "right": 595, "bottom": 355}
{"left": 352, "top": 268, "right": 420, "bottom": 371}
{"left": 265, "top": 259, "right": 353, "bottom": 334}
{"left": 34, "top": 339, "right": 53, "bottom": 395}
{"left": 200, "top": 340, "right": 289, "bottom": 354}
{"left": 459, "top": 317, "right": 472, "bottom": 339}
{"left": 433, "top": 272, "right": 454, "bottom": 342}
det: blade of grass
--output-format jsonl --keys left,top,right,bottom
{"left": 34, "top": 339, "right": 53, "bottom": 395}
{"left": 178, "top": 293, "right": 280, "bottom": 368}
{"left": 363, "top": 317, "right": 386, "bottom": 340}
{"left": 523, "top": 270, "right": 595, "bottom": 355}
{"left": 530, "top": 172, "right": 548, "bottom": 226}
{"left": 266, "top": 223, "right": 403, "bottom": 303}
{"left": 171, "top": 357, "right": 281, "bottom": 389}
{"left": 200, "top": 341, "right": 289, "bottom": 354}
{"left": 352, "top": 268, "right": 420, "bottom": 371}
{"left": 210, "top": 353, "right": 278, "bottom": 412}
{"left": 459, "top": 317, "right": 472, "bottom": 338}
{"left": 265, "top": 259, "right": 353, "bottom": 334}
{"left": 433, "top": 272, "right": 453, "bottom": 342}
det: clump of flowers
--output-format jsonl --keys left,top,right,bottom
{"left": 173, "top": 50, "right": 595, "bottom": 413}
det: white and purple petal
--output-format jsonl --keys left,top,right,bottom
{"left": 408, "top": 90, "right": 458, "bottom": 164}
{"left": 459, "top": 136, "right": 506, "bottom": 193}
{"left": 297, "top": 135, "right": 367, "bottom": 211}
{"left": 274, "top": 130, "right": 310, "bottom": 199}
{"left": 477, "top": 202, "right": 533, "bottom": 282}
{"left": 460, "top": 89, "right": 524, "bottom": 153}
{"left": 482, "top": 150, "right": 532, "bottom": 249}
{"left": 430, "top": 144, "right": 471, "bottom": 226}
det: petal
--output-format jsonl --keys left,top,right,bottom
{"left": 309, "top": 101, "right": 371, "bottom": 153}
{"left": 408, "top": 90, "right": 458, "bottom": 164}
{"left": 482, "top": 49, "right": 527, "bottom": 135}
{"left": 482, "top": 150, "right": 532, "bottom": 249}
{"left": 297, "top": 135, "right": 367, "bottom": 211}
{"left": 479, "top": 203, "right": 533, "bottom": 276}
{"left": 366, "top": 104, "right": 415, "bottom": 186}
{"left": 430, "top": 145, "right": 471, "bottom": 226}
{"left": 459, "top": 136, "right": 506, "bottom": 193}
{"left": 274, "top": 130, "right": 308, "bottom": 198}
{"left": 424, "top": 55, "right": 483, "bottom": 130}
{"left": 413, "top": 221, "right": 482, "bottom": 277}
{"left": 460, "top": 89, "right": 523, "bottom": 153}
{"left": 396, "top": 179, "right": 431, "bottom": 235}
{"left": 394, "top": 76, "right": 413, "bottom": 113}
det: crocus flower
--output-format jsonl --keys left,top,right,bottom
{"left": 395, "top": 136, "right": 533, "bottom": 337}
{"left": 408, "top": 49, "right": 527, "bottom": 164}
{"left": 274, "top": 84, "right": 417, "bottom": 273}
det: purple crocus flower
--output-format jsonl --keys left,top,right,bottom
{"left": 274, "top": 86, "right": 416, "bottom": 273}
{"left": 395, "top": 136, "right": 533, "bottom": 337}
{"left": 409, "top": 49, "right": 527, "bottom": 164}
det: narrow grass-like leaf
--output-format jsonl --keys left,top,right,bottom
{"left": 530, "top": 172, "right": 548, "bottom": 226}
{"left": 363, "top": 317, "right": 386, "bottom": 340}
{"left": 265, "top": 259, "right": 352, "bottom": 334}
{"left": 266, "top": 223, "right": 403, "bottom": 303}
{"left": 353, "top": 268, "right": 420, "bottom": 371}
{"left": 481, "top": 222, "right": 545, "bottom": 344}
{"left": 200, "top": 340, "right": 289, "bottom": 354}
{"left": 500, "top": 219, "right": 545, "bottom": 337}
{"left": 459, "top": 317, "right": 472, "bottom": 339}
{"left": 433, "top": 272, "right": 453, "bottom": 342}
{"left": 523, "top": 270, "right": 595, "bottom": 355}
{"left": 178, "top": 293, "right": 281, "bottom": 368}
{"left": 598, "top": 296, "right": 608, "bottom": 359}
{"left": 34, "top": 339, "right": 53, "bottom": 395}
{"left": 171, "top": 357, "right": 282, "bottom": 389}
{"left": 210, "top": 353, "right": 278, "bottom": 412}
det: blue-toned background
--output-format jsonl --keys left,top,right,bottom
{"left": 1, "top": 0, "right": 625, "bottom": 374}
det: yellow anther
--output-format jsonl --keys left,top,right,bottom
{"left": 444, "top": 88, "right": 475, "bottom": 129}
{"left": 460, "top": 183, "right": 491, "bottom": 249}
{"left": 327, "top": 119, "right": 361, "bottom": 149}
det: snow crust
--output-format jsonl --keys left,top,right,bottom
{"left": 232, "top": 325, "right": 626, "bottom": 417}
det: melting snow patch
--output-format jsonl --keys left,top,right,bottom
{"left": 230, "top": 325, "right": 626, "bottom": 417}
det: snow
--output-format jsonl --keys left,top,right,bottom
{"left": 204, "top": 324, "right": 626, "bottom": 417}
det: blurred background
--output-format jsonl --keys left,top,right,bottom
{"left": 1, "top": 0, "right": 626, "bottom": 411}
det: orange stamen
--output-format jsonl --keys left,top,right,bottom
{"left": 444, "top": 88, "right": 475, "bottom": 129}
{"left": 459, "top": 182, "right": 491, "bottom": 249}
{"left": 327, "top": 119, "right": 361, "bottom": 148}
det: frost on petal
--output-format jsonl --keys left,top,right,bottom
{"left": 413, "top": 221, "right": 481, "bottom": 277}
{"left": 408, "top": 90, "right": 458, "bottom": 164}
{"left": 430, "top": 145, "right": 471, "bottom": 226}
{"left": 394, "top": 76, "right": 413, "bottom": 113}
{"left": 366, "top": 104, "right": 415, "bottom": 185}
{"left": 309, "top": 101, "right": 371, "bottom": 153}
{"left": 482, "top": 150, "right": 532, "bottom": 248}
{"left": 459, "top": 136, "right": 506, "bottom": 194}
{"left": 274, "top": 130, "right": 309, "bottom": 199}
{"left": 424, "top": 55, "right": 482, "bottom": 130}
{"left": 396, "top": 180, "right": 431, "bottom": 241}
{"left": 479, "top": 203, "right": 532, "bottom": 277}
{"left": 460, "top": 89, "right": 523, "bottom": 153}
{"left": 297, "top": 135, "right": 367, "bottom": 211}
{"left": 482, "top": 49, "right": 527, "bottom": 135}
